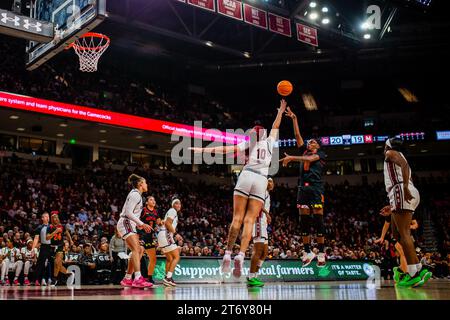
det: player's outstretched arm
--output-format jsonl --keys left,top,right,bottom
{"left": 284, "top": 107, "right": 304, "bottom": 147}
{"left": 189, "top": 145, "right": 238, "bottom": 154}
{"left": 269, "top": 99, "right": 288, "bottom": 140}
{"left": 279, "top": 152, "right": 319, "bottom": 167}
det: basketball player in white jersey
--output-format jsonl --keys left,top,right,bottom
{"left": 383, "top": 137, "right": 432, "bottom": 287}
{"left": 190, "top": 99, "right": 286, "bottom": 277}
{"left": 0, "top": 239, "right": 23, "bottom": 286}
{"left": 21, "top": 239, "right": 38, "bottom": 286}
{"left": 117, "top": 174, "right": 153, "bottom": 288}
{"left": 157, "top": 199, "right": 183, "bottom": 286}
{"left": 248, "top": 177, "right": 274, "bottom": 287}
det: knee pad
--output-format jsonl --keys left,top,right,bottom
{"left": 313, "top": 214, "right": 324, "bottom": 237}
{"left": 300, "top": 214, "right": 312, "bottom": 237}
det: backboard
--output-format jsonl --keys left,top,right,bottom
{"left": 26, "top": 0, "right": 106, "bottom": 71}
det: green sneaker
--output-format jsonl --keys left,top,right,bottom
{"left": 393, "top": 267, "right": 405, "bottom": 283}
{"left": 419, "top": 268, "right": 430, "bottom": 278}
{"left": 414, "top": 269, "right": 433, "bottom": 288}
{"left": 247, "top": 277, "right": 265, "bottom": 287}
{"left": 397, "top": 273, "right": 422, "bottom": 288}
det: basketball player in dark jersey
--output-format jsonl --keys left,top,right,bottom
{"left": 139, "top": 196, "right": 162, "bottom": 284}
{"left": 49, "top": 212, "right": 74, "bottom": 286}
{"left": 279, "top": 107, "right": 327, "bottom": 267}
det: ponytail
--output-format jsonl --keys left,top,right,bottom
{"left": 128, "top": 174, "right": 143, "bottom": 188}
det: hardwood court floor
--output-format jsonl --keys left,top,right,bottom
{"left": 0, "top": 280, "right": 448, "bottom": 300}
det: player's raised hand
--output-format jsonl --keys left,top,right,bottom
{"left": 285, "top": 106, "right": 297, "bottom": 119}
{"left": 279, "top": 152, "right": 294, "bottom": 167}
{"left": 279, "top": 99, "right": 288, "bottom": 112}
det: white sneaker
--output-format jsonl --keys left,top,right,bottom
{"left": 221, "top": 254, "right": 232, "bottom": 273}
{"left": 232, "top": 254, "right": 244, "bottom": 278}
{"left": 301, "top": 252, "right": 316, "bottom": 267}
{"left": 317, "top": 253, "right": 327, "bottom": 267}
{"left": 41, "top": 279, "right": 47, "bottom": 286}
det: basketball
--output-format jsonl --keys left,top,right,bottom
{"left": 277, "top": 80, "right": 293, "bottom": 96}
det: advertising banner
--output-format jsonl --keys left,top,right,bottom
{"left": 0, "top": 91, "right": 247, "bottom": 144}
{"left": 152, "top": 257, "right": 375, "bottom": 283}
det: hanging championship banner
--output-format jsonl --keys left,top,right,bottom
{"left": 268, "top": 13, "right": 291, "bottom": 37}
{"left": 296, "top": 23, "right": 318, "bottom": 47}
{"left": 187, "top": 0, "right": 216, "bottom": 12}
{"left": 243, "top": 3, "right": 267, "bottom": 29}
{"left": 217, "top": 0, "right": 243, "bottom": 20}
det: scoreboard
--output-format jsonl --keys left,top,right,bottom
{"left": 323, "top": 135, "right": 373, "bottom": 146}
{"left": 277, "top": 132, "right": 425, "bottom": 148}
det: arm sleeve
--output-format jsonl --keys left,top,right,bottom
{"left": 122, "top": 193, "right": 144, "bottom": 226}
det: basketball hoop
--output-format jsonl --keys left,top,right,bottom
{"left": 69, "top": 32, "right": 110, "bottom": 72}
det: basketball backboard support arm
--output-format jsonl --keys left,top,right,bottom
{"left": 0, "top": 8, "right": 54, "bottom": 42}
{"left": 26, "top": 0, "right": 107, "bottom": 71}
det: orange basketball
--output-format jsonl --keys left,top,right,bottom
{"left": 277, "top": 80, "right": 293, "bottom": 96}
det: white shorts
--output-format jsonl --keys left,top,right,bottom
{"left": 3, "top": 260, "right": 23, "bottom": 271}
{"left": 388, "top": 184, "right": 420, "bottom": 212}
{"left": 252, "top": 212, "right": 268, "bottom": 244}
{"left": 117, "top": 217, "right": 137, "bottom": 240}
{"left": 234, "top": 170, "right": 268, "bottom": 203}
{"left": 157, "top": 230, "right": 178, "bottom": 254}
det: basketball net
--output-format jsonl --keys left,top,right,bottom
{"left": 71, "top": 33, "right": 110, "bottom": 72}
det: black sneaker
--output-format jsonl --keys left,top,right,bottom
{"left": 163, "top": 277, "right": 177, "bottom": 287}
{"left": 51, "top": 277, "right": 59, "bottom": 287}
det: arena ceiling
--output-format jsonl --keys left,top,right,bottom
{"left": 92, "top": 0, "right": 450, "bottom": 68}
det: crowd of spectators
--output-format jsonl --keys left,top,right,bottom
{"left": 0, "top": 155, "right": 449, "bottom": 283}
{"left": 0, "top": 35, "right": 449, "bottom": 283}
